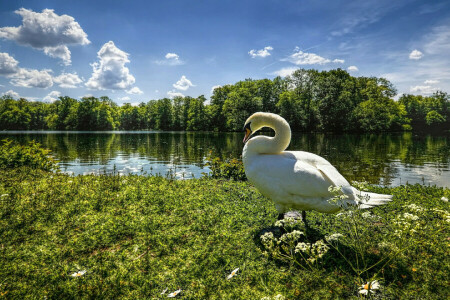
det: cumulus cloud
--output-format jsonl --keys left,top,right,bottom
{"left": 249, "top": 46, "right": 273, "bottom": 58}
{"left": 0, "top": 51, "right": 55, "bottom": 88}
{"left": 155, "top": 52, "right": 184, "bottom": 65}
{"left": 85, "top": 41, "right": 136, "bottom": 90}
{"left": 126, "top": 86, "right": 143, "bottom": 94}
{"left": 173, "top": 75, "right": 194, "bottom": 91}
{"left": 1, "top": 89, "right": 20, "bottom": 98}
{"left": 409, "top": 49, "right": 423, "bottom": 60}
{"left": 0, "top": 52, "right": 20, "bottom": 75}
{"left": 272, "top": 67, "right": 298, "bottom": 77}
{"left": 43, "top": 90, "right": 61, "bottom": 102}
{"left": 347, "top": 66, "right": 359, "bottom": 72}
{"left": 333, "top": 59, "right": 345, "bottom": 63}
{"left": 0, "top": 8, "right": 90, "bottom": 65}
{"left": 53, "top": 72, "right": 83, "bottom": 88}
{"left": 44, "top": 45, "right": 71, "bottom": 65}
{"left": 10, "top": 68, "right": 53, "bottom": 88}
{"left": 410, "top": 85, "right": 438, "bottom": 94}
{"left": 283, "top": 48, "right": 330, "bottom": 65}
{"left": 167, "top": 90, "right": 184, "bottom": 98}
{"left": 424, "top": 79, "right": 439, "bottom": 84}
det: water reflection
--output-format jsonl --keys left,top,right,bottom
{"left": 1, "top": 131, "right": 449, "bottom": 187}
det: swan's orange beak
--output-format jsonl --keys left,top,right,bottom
{"left": 243, "top": 128, "right": 252, "bottom": 144}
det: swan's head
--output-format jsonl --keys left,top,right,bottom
{"left": 243, "top": 112, "right": 286, "bottom": 144}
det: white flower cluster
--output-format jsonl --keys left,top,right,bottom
{"left": 279, "top": 230, "right": 304, "bottom": 243}
{"left": 327, "top": 185, "right": 350, "bottom": 207}
{"left": 405, "top": 204, "right": 424, "bottom": 212}
{"left": 325, "top": 233, "right": 344, "bottom": 243}
{"left": 274, "top": 217, "right": 298, "bottom": 228}
{"left": 295, "top": 239, "right": 329, "bottom": 263}
{"left": 403, "top": 212, "right": 419, "bottom": 221}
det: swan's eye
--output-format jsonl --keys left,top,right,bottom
{"left": 243, "top": 122, "right": 251, "bottom": 132}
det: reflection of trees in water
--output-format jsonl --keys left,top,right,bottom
{"left": 0, "top": 131, "right": 448, "bottom": 185}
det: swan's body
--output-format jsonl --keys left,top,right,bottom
{"left": 242, "top": 112, "right": 392, "bottom": 215}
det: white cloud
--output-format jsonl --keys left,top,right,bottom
{"left": 248, "top": 46, "right": 273, "bottom": 58}
{"left": 173, "top": 75, "right": 194, "bottom": 91}
{"left": 347, "top": 66, "right": 359, "bottom": 72}
{"left": 10, "top": 68, "right": 53, "bottom": 88}
{"left": 333, "top": 59, "right": 345, "bottom": 63}
{"left": 410, "top": 85, "right": 438, "bottom": 94}
{"left": 210, "top": 85, "right": 221, "bottom": 95}
{"left": 118, "top": 96, "right": 131, "bottom": 101}
{"left": 0, "top": 52, "right": 20, "bottom": 75}
{"left": 126, "top": 86, "right": 143, "bottom": 94}
{"left": 155, "top": 52, "right": 184, "bottom": 65}
{"left": 44, "top": 45, "right": 71, "bottom": 65}
{"left": 272, "top": 67, "right": 298, "bottom": 77}
{"left": 0, "top": 51, "right": 54, "bottom": 88}
{"left": 283, "top": 48, "right": 330, "bottom": 65}
{"left": 424, "top": 79, "right": 439, "bottom": 84}
{"left": 1, "top": 89, "right": 20, "bottom": 98}
{"left": 409, "top": 49, "right": 423, "bottom": 60}
{"left": 0, "top": 8, "right": 90, "bottom": 65}
{"left": 43, "top": 90, "right": 61, "bottom": 102}
{"left": 85, "top": 41, "right": 136, "bottom": 90}
{"left": 53, "top": 72, "right": 83, "bottom": 88}
{"left": 167, "top": 90, "right": 184, "bottom": 98}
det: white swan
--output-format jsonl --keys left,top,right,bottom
{"left": 242, "top": 112, "right": 392, "bottom": 223}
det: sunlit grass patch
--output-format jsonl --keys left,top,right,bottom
{"left": 0, "top": 168, "right": 448, "bottom": 298}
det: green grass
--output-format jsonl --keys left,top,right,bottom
{"left": 0, "top": 168, "right": 449, "bottom": 299}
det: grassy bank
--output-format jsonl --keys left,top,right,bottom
{"left": 0, "top": 168, "right": 449, "bottom": 299}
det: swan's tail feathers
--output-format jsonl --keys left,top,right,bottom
{"left": 357, "top": 191, "right": 393, "bottom": 209}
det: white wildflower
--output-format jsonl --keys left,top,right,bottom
{"left": 261, "top": 232, "right": 274, "bottom": 242}
{"left": 167, "top": 289, "right": 181, "bottom": 297}
{"left": 361, "top": 211, "right": 371, "bottom": 218}
{"left": 70, "top": 270, "right": 86, "bottom": 277}
{"left": 295, "top": 242, "right": 310, "bottom": 253}
{"left": 403, "top": 212, "right": 419, "bottom": 221}
{"left": 441, "top": 196, "right": 448, "bottom": 202}
{"left": 280, "top": 230, "right": 304, "bottom": 243}
{"left": 274, "top": 295, "right": 285, "bottom": 300}
{"left": 325, "top": 233, "right": 344, "bottom": 242}
{"left": 161, "top": 288, "right": 168, "bottom": 295}
{"left": 405, "top": 204, "right": 424, "bottom": 212}
{"left": 1, "top": 194, "right": 8, "bottom": 197}
{"left": 227, "top": 268, "right": 239, "bottom": 280}
{"left": 359, "top": 280, "right": 381, "bottom": 295}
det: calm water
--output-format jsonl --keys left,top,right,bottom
{"left": 1, "top": 131, "right": 449, "bottom": 187}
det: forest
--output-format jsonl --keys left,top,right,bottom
{"left": 1, "top": 68, "right": 449, "bottom": 132}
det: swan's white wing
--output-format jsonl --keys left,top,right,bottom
{"left": 284, "top": 151, "right": 351, "bottom": 187}
{"left": 245, "top": 152, "right": 338, "bottom": 199}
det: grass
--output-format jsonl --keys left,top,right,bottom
{"left": 0, "top": 168, "right": 449, "bottom": 299}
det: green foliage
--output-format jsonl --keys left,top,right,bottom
{"left": 0, "top": 139, "right": 59, "bottom": 171}
{"left": 205, "top": 155, "right": 247, "bottom": 181}
{"left": 399, "top": 91, "right": 449, "bottom": 130}
{"left": 0, "top": 169, "right": 448, "bottom": 298}
{"left": 1, "top": 70, "right": 448, "bottom": 132}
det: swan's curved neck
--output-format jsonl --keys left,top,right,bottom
{"left": 244, "top": 116, "right": 291, "bottom": 155}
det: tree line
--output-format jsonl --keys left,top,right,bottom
{"left": 1, "top": 68, "right": 448, "bottom": 132}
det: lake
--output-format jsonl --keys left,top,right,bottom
{"left": 1, "top": 131, "right": 449, "bottom": 187}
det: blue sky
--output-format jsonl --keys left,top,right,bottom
{"left": 0, "top": 0, "right": 449, "bottom": 104}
